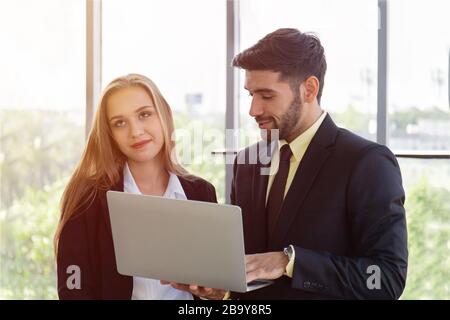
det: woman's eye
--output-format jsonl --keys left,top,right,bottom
{"left": 114, "top": 120, "right": 126, "bottom": 127}
{"left": 139, "top": 111, "right": 152, "bottom": 119}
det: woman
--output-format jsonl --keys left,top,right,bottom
{"left": 54, "top": 74, "right": 217, "bottom": 299}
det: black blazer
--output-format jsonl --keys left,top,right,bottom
{"left": 230, "top": 114, "right": 408, "bottom": 299}
{"left": 57, "top": 174, "right": 217, "bottom": 299}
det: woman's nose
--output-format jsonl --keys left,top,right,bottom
{"left": 129, "top": 121, "right": 145, "bottom": 138}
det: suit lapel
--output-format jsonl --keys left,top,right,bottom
{"left": 252, "top": 140, "right": 274, "bottom": 218}
{"left": 246, "top": 140, "right": 275, "bottom": 252}
{"left": 269, "top": 144, "right": 330, "bottom": 248}
{"left": 178, "top": 176, "right": 196, "bottom": 200}
{"left": 101, "top": 174, "right": 124, "bottom": 238}
{"left": 268, "top": 114, "right": 338, "bottom": 249}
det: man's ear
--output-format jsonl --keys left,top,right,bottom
{"left": 302, "top": 76, "right": 320, "bottom": 103}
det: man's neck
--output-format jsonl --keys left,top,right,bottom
{"left": 285, "top": 105, "right": 323, "bottom": 143}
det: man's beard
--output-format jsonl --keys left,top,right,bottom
{"left": 278, "top": 94, "right": 302, "bottom": 140}
{"left": 260, "top": 94, "right": 302, "bottom": 142}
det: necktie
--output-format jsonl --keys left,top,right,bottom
{"left": 266, "top": 144, "right": 293, "bottom": 237}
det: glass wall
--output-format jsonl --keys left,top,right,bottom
{"left": 388, "top": 0, "right": 450, "bottom": 152}
{"left": 102, "top": 0, "right": 227, "bottom": 202}
{"left": 238, "top": 0, "right": 378, "bottom": 148}
{"left": 388, "top": 0, "right": 450, "bottom": 299}
{"left": 397, "top": 158, "right": 450, "bottom": 299}
{"left": 0, "top": 0, "right": 85, "bottom": 299}
{"left": 237, "top": 0, "right": 450, "bottom": 299}
{"left": 0, "top": 0, "right": 448, "bottom": 300}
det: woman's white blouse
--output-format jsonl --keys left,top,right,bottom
{"left": 123, "top": 163, "right": 193, "bottom": 300}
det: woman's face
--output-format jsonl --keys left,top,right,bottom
{"left": 106, "top": 86, "right": 165, "bottom": 164}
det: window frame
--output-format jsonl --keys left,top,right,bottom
{"left": 87, "top": 0, "right": 450, "bottom": 202}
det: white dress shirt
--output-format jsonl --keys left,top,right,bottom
{"left": 123, "top": 163, "right": 193, "bottom": 300}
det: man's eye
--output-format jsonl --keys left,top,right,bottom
{"left": 262, "top": 96, "right": 273, "bottom": 100}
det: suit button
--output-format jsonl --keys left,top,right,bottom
{"left": 304, "top": 281, "right": 311, "bottom": 289}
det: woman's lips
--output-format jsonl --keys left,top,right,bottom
{"left": 131, "top": 139, "right": 151, "bottom": 149}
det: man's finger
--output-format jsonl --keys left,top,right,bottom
{"left": 245, "top": 257, "right": 261, "bottom": 273}
{"left": 246, "top": 268, "right": 264, "bottom": 283}
{"left": 245, "top": 261, "right": 258, "bottom": 273}
{"left": 246, "top": 271, "right": 256, "bottom": 284}
{"left": 245, "top": 254, "right": 256, "bottom": 264}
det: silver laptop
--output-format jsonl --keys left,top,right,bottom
{"left": 106, "top": 191, "right": 273, "bottom": 293}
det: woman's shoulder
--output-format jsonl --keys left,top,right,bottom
{"left": 178, "top": 174, "right": 217, "bottom": 203}
{"left": 178, "top": 173, "right": 213, "bottom": 187}
{"left": 65, "top": 185, "right": 108, "bottom": 225}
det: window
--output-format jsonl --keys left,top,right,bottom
{"left": 238, "top": 0, "right": 378, "bottom": 148}
{"left": 388, "top": 0, "right": 450, "bottom": 152}
{"left": 397, "top": 158, "right": 450, "bottom": 299}
{"left": 0, "top": 0, "right": 85, "bottom": 299}
{"left": 102, "top": 0, "right": 226, "bottom": 202}
{"left": 388, "top": 0, "right": 450, "bottom": 299}
{"left": 236, "top": 0, "right": 450, "bottom": 299}
{"left": 1, "top": 0, "right": 448, "bottom": 300}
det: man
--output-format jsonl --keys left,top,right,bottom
{"left": 169, "top": 28, "right": 408, "bottom": 299}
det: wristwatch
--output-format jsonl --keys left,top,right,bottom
{"left": 283, "top": 245, "right": 294, "bottom": 260}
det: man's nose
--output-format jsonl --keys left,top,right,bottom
{"left": 249, "top": 98, "right": 264, "bottom": 118}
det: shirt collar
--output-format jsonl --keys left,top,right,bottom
{"left": 123, "top": 162, "right": 141, "bottom": 194}
{"left": 123, "top": 162, "right": 186, "bottom": 200}
{"left": 163, "top": 172, "right": 187, "bottom": 200}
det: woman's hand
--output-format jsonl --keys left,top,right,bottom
{"left": 160, "top": 280, "right": 226, "bottom": 300}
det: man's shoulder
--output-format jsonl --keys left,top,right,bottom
{"left": 234, "top": 125, "right": 395, "bottom": 167}
{"left": 334, "top": 127, "right": 396, "bottom": 163}
{"left": 235, "top": 130, "right": 381, "bottom": 160}
{"left": 237, "top": 141, "right": 260, "bottom": 156}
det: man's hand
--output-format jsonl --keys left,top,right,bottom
{"left": 160, "top": 280, "right": 227, "bottom": 300}
{"left": 158, "top": 251, "right": 287, "bottom": 298}
{"left": 245, "top": 251, "right": 289, "bottom": 283}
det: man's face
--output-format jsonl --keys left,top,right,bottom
{"left": 244, "top": 70, "right": 302, "bottom": 141}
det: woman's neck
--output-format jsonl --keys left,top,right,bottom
{"left": 127, "top": 155, "right": 169, "bottom": 196}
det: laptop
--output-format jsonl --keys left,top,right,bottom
{"left": 106, "top": 191, "right": 273, "bottom": 293}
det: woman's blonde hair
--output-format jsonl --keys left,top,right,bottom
{"left": 54, "top": 73, "right": 188, "bottom": 255}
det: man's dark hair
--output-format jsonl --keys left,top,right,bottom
{"left": 232, "top": 28, "right": 327, "bottom": 104}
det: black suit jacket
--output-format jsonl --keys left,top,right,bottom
{"left": 57, "top": 174, "right": 217, "bottom": 299}
{"left": 230, "top": 114, "right": 408, "bottom": 299}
